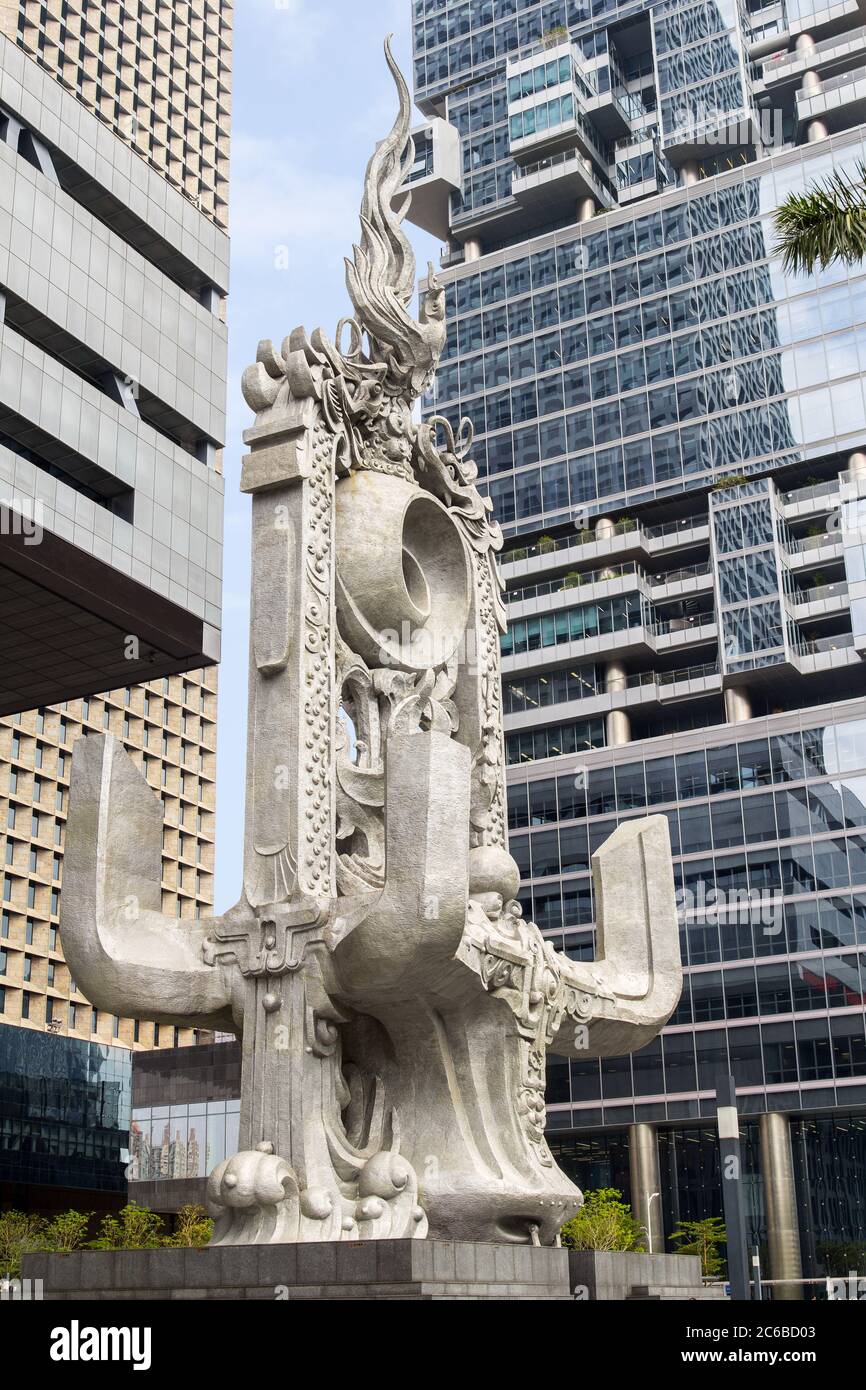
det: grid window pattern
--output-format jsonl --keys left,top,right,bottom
{"left": 0, "top": 671, "right": 217, "bottom": 1049}
{"left": 1, "top": 0, "right": 232, "bottom": 229}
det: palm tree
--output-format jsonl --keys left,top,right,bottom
{"left": 773, "top": 160, "right": 866, "bottom": 275}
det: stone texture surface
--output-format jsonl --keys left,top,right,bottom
{"left": 57, "top": 40, "right": 682, "bottom": 1252}
{"left": 24, "top": 1243, "right": 573, "bottom": 1301}
{"left": 568, "top": 1251, "right": 727, "bottom": 1301}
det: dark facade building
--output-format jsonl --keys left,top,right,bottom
{"left": 128, "top": 1039, "right": 240, "bottom": 1214}
{"left": 407, "top": 0, "right": 866, "bottom": 1291}
{"left": 0, "top": 1020, "right": 130, "bottom": 1213}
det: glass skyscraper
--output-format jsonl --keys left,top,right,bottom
{"left": 408, "top": 0, "right": 866, "bottom": 1292}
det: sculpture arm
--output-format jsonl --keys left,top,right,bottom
{"left": 62, "top": 733, "right": 235, "bottom": 1028}
{"left": 549, "top": 815, "right": 682, "bottom": 1058}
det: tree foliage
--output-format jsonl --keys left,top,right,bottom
{"left": 670, "top": 1216, "right": 727, "bottom": 1277}
{"left": 560, "top": 1187, "right": 647, "bottom": 1252}
{"left": 774, "top": 161, "right": 866, "bottom": 275}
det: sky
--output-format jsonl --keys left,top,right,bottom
{"left": 214, "top": 0, "right": 439, "bottom": 909}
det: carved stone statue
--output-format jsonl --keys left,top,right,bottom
{"left": 61, "top": 40, "right": 681, "bottom": 1249}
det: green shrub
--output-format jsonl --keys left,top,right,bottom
{"left": 560, "top": 1187, "right": 646, "bottom": 1252}
{"left": 0, "top": 1210, "right": 46, "bottom": 1279}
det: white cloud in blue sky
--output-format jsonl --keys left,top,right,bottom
{"left": 215, "top": 0, "right": 438, "bottom": 908}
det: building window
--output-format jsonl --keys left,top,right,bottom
{"left": 25, "top": 919, "right": 34, "bottom": 944}
{"left": 0, "top": 949, "right": 7, "bottom": 976}
{"left": 23, "top": 957, "right": 32, "bottom": 982}
{"left": 27, "top": 885, "right": 35, "bottom": 909}
{"left": 0, "top": 912, "right": 9, "bottom": 937}
{"left": 21, "top": 992, "right": 31, "bottom": 1019}
{"left": 50, "top": 889, "right": 59, "bottom": 915}
{"left": 91, "top": 1007, "right": 98, "bottom": 1033}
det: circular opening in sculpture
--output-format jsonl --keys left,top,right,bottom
{"left": 401, "top": 546, "right": 431, "bottom": 619}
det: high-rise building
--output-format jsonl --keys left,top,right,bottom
{"left": 409, "top": 0, "right": 866, "bottom": 1290}
{"left": 0, "top": 1, "right": 230, "bottom": 1212}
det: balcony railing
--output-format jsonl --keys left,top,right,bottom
{"left": 624, "top": 659, "right": 720, "bottom": 689}
{"left": 780, "top": 479, "right": 840, "bottom": 508}
{"left": 790, "top": 580, "right": 848, "bottom": 607}
{"left": 763, "top": 24, "right": 866, "bottom": 74}
{"left": 783, "top": 530, "right": 841, "bottom": 555}
{"left": 795, "top": 631, "right": 856, "bottom": 656}
{"left": 504, "top": 559, "right": 712, "bottom": 605}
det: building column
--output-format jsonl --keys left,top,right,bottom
{"left": 606, "top": 660, "right": 631, "bottom": 747}
{"left": 724, "top": 686, "right": 752, "bottom": 723}
{"left": 758, "top": 1112, "right": 804, "bottom": 1301}
{"left": 577, "top": 195, "right": 596, "bottom": 223}
{"left": 799, "top": 67, "right": 827, "bottom": 142}
{"left": 848, "top": 450, "right": 866, "bottom": 480}
{"left": 679, "top": 159, "right": 700, "bottom": 187}
{"left": 463, "top": 236, "right": 482, "bottom": 261}
{"left": 629, "top": 1122, "right": 664, "bottom": 1254}
{"left": 794, "top": 32, "right": 816, "bottom": 58}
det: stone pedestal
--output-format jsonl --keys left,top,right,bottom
{"left": 23, "top": 1241, "right": 573, "bottom": 1301}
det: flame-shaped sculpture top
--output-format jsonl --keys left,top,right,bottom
{"left": 345, "top": 37, "right": 446, "bottom": 398}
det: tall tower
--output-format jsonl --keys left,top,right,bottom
{"left": 408, "top": 0, "right": 866, "bottom": 1291}
{"left": 0, "top": 1, "right": 230, "bottom": 1211}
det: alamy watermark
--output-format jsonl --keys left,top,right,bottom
{"left": 0, "top": 497, "right": 43, "bottom": 545}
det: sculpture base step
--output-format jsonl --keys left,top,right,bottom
{"left": 24, "top": 1240, "right": 573, "bottom": 1301}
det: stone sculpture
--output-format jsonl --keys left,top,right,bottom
{"left": 61, "top": 39, "right": 681, "bottom": 1248}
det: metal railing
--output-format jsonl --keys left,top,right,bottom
{"left": 797, "top": 62, "right": 866, "bottom": 101}
{"left": 625, "top": 659, "right": 720, "bottom": 689}
{"left": 790, "top": 580, "right": 848, "bottom": 607}
{"left": 795, "top": 632, "right": 856, "bottom": 656}
{"left": 505, "top": 559, "right": 712, "bottom": 605}
{"left": 763, "top": 24, "right": 866, "bottom": 75}
{"left": 780, "top": 478, "right": 839, "bottom": 508}
{"left": 511, "top": 144, "right": 610, "bottom": 200}
{"left": 784, "top": 531, "right": 842, "bottom": 555}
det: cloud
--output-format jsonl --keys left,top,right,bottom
{"left": 244, "top": 0, "right": 333, "bottom": 69}
{"left": 228, "top": 132, "right": 360, "bottom": 267}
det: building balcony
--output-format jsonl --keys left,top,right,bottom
{"left": 511, "top": 145, "right": 614, "bottom": 216}
{"left": 400, "top": 118, "right": 461, "bottom": 240}
{"left": 504, "top": 559, "right": 712, "bottom": 608}
{"left": 761, "top": 23, "right": 866, "bottom": 89}
{"left": 501, "top": 515, "right": 711, "bottom": 579}
{"left": 783, "top": 530, "right": 844, "bottom": 569}
{"left": 780, "top": 477, "right": 841, "bottom": 521}
{"left": 660, "top": 104, "right": 762, "bottom": 163}
{"left": 502, "top": 614, "right": 717, "bottom": 677}
{"left": 584, "top": 85, "right": 638, "bottom": 141}
{"left": 787, "top": 580, "right": 849, "bottom": 621}
{"left": 795, "top": 64, "right": 866, "bottom": 135}
{"left": 503, "top": 659, "right": 722, "bottom": 731}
